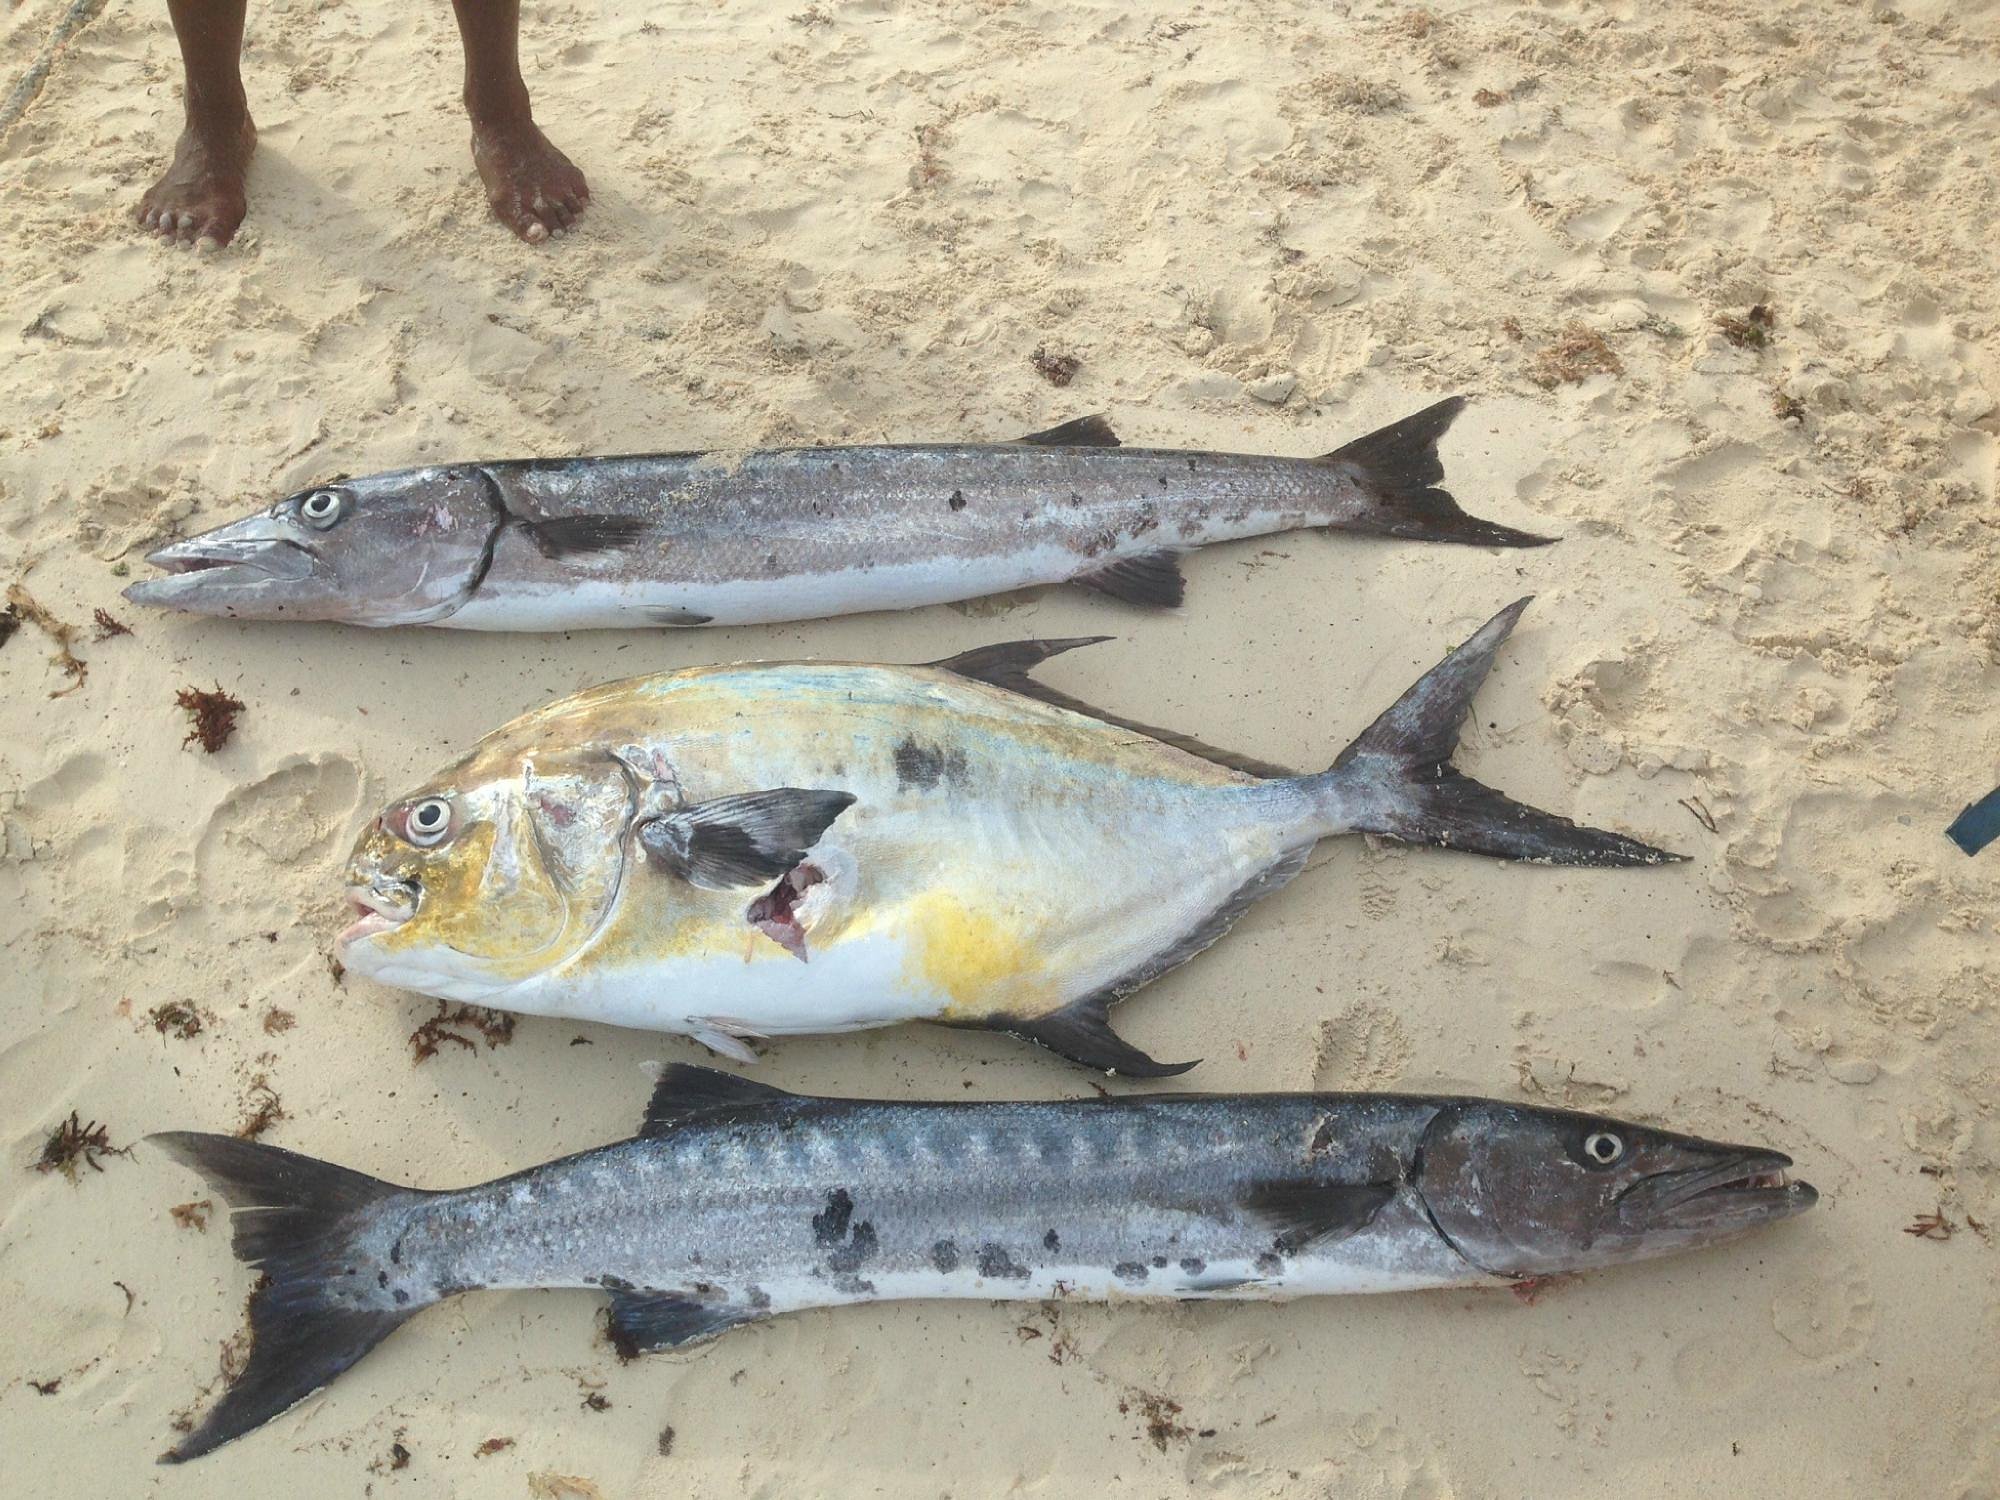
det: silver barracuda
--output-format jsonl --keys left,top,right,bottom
{"left": 334, "top": 599, "right": 1681, "bottom": 1075}
{"left": 124, "top": 399, "right": 1549, "bottom": 629}
{"left": 152, "top": 1065, "right": 1818, "bottom": 1460}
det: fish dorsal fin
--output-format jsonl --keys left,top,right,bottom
{"left": 640, "top": 1065, "right": 796, "bottom": 1136}
{"left": 927, "top": 639, "right": 1298, "bottom": 781}
{"left": 1017, "top": 414, "right": 1121, "bottom": 448}
{"left": 1240, "top": 1178, "right": 1399, "bottom": 1253}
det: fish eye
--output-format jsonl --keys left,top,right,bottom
{"left": 403, "top": 797, "right": 453, "bottom": 847}
{"left": 299, "top": 490, "right": 345, "bottom": 529}
{"left": 1582, "top": 1131, "right": 1625, "bottom": 1167}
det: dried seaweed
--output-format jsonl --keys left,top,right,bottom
{"left": 4, "top": 584, "right": 87, "bottom": 695}
{"left": 1717, "top": 303, "right": 1775, "bottom": 349}
{"left": 149, "top": 1001, "right": 204, "bottom": 1040}
{"left": 170, "top": 1199, "right": 213, "bottom": 1232}
{"left": 1030, "top": 346, "right": 1081, "bottom": 387}
{"left": 176, "top": 684, "right": 245, "bottom": 753}
{"left": 91, "top": 608, "right": 131, "bottom": 639}
{"left": 409, "top": 1000, "right": 517, "bottom": 1063}
{"left": 1528, "top": 322, "right": 1623, "bottom": 387}
{"left": 233, "top": 1076, "right": 285, "bottom": 1140}
{"left": 34, "top": 1111, "right": 130, "bottom": 1181}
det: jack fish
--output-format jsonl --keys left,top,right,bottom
{"left": 152, "top": 1064, "right": 1817, "bottom": 1460}
{"left": 125, "top": 399, "right": 1549, "bottom": 628}
{"left": 336, "top": 598, "right": 1680, "bottom": 1074}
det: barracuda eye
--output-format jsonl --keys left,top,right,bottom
{"left": 402, "top": 797, "right": 454, "bottom": 848}
{"left": 299, "top": 489, "right": 346, "bottom": 529}
{"left": 1582, "top": 1131, "right": 1625, "bottom": 1167}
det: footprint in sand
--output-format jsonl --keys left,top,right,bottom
{"left": 193, "top": 755, "right": 363, "bottom": 905}
{"left": 1769, "top": 1261, "right": 1876, "bottom": 1366}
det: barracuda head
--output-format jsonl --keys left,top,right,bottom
{"left": 123, "top": 467, "right": 498, "bottom": 625}
{"left": 1415, "top": 1101, "right": 1817, "bottom": 1278}
{"left": 336, "top": 740, "right": 633, "bottom": 1001}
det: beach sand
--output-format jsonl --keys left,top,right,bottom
{"left": 2, "top": 0, "right": 1996, "bottom": 1493}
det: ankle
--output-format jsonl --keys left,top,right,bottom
{"left": 464, "top": 79, "right": 534, "bottom": 136}
{"left": 183, "top": 84, "right": 253, "bottom": 145}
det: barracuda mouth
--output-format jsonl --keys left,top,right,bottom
{"left": 123, "top": 534, "right": 320, "bottom": 610}
{"left": 337, "top": 880, "right": 419, "bottom": 948}
{"left": 1617, "top": 1150, "right": 1817, "bottom": 1228}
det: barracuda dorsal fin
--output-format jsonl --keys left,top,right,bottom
{"left": 639, "top": 1064, "right": 797, "bottom": 1136}
{"left": 1241, "top": 1179, "right": 1399, "bottom": 1253}
{"left": 604, "top": 1284, "right": 765, "bottom": 1356}
{"left": 926, "top": 639, "right": 1297, "bottom": 781}
{"left": 1017, "top": 414, "right": 1121, "bottom": 447}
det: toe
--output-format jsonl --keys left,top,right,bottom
{"left": 523, "top": 219, "right": 549, "bottom": 244}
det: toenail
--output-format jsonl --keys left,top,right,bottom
{"left": 525, "top": 222, "right": 548, "bottom": 242}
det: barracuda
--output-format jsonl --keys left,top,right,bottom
{"left": 124, "top": 399, "right": 1549, "bottom": 629}
{"left": 334, "top": 598, "right": 1681, "bottom": 1074}
{"left": 152, "top": 1065, "right": 1817, "bottom": 1461}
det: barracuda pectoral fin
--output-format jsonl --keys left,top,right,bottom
{"left": 1017, "top": 414, "right": 1121, "bottom": 447}
{"left": 1073, "top": 549, "right": 1187, "bottom": 608}
{"left": 604, "top": 1284, "right": 765, "bottom": 1357}
{"left": 521, "top": 514, "right": 652, "bottom": 558}
{"left": 1241, "top": 1179, "right": 1400, "bottom": 1253}
{"left": 637, "top": 789, "right": 857, "bottom": 890}
{"left": 639, "top": 1063, "right": 798, "bottom": 1136}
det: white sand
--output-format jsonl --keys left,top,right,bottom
{"left": 2, "top": 0, "right": 1996, "bottom": 1493}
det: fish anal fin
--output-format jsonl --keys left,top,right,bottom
{"left": 639, "top": 789, "right": 856, "bottom": 889}
{"left": 1100, "top": 844, "right": 1314, "bottom": 1002}
{"left": 987, "top": 996, "right": 1198, "bottom": 1078}
{"left": 682, "top": 1020, "right": 770, "bottom": 1068}
{"left": 1018, "top": 414, "right": 1121, "bottom": 448}
{"left": 604, "top": 1286, "right": 761, "bottom": 1357}
{"left": 1073, "top": 549, "right": 1186, "bottom": 608}
{"left": 640, "top": 1063, "right": 795, "bottom": 1136}
{"left": 1241, "top": 1179, "right": 1398, "bottom": 1253}
{"left": 926, "top": 640, "right": 1295, "bottom": 780}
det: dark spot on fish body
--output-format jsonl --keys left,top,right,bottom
{"left": 392, "top": 1289, "right": 409, "bottom": 1305}
{"left": 948, "top": 490, "right": 967, "bottom": 511}
{"left": 1113, "top": 1261, "right": 1150, "bottom": 1284}
{"left": 1043, "top": 1229, "right": 1061, "bottom": 1251}
{"left": 1179, "top": 1257, "right": 1205, "bottom": 1275}
{"left": 1151, "top": 1255, "right": 1168, "bottom": 1269}
{"left": 931, "top": 1239, "right": 960, "bottom": 1273}
{"left": 833, "top": 1274, "right": 876, "bottom": 1296}
{"left": 746, "top": 1285, "right": 772, "bottom": 1310}
{"left": 977, "top": 1245, "right": 1030, "bottom": 1281}
{"left": 377, "top": 1270, "right": 389, "bottom": 1288}
{"left": 893, "top": 738, "right": 968, "bottom": 792}
{"left": 600, "top": 1274, "right": 635, "bottom": 1292}
{"left": 813, "top": 1188, "right": 855, "bottom": 1246}
{"left": 828, "top": 1221, "right": 878, "bottom": 1274}
{"left": 1254, "top": 1252, "right": 1282, "bottom": 1276}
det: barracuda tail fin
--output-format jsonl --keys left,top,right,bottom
{"left": 1325, "top": 397, "right": 1555, "bottom": 549}
{"left": 1311, "top": 599, "right": 1682, "bottom": 867}
{"left": 150, "top": 1133, "right": 425, "bottom": 1463}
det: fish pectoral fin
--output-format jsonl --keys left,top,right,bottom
{"left": 639, "top": 1063, "right": 797, "bottom": 1136}
{"left": 983, "top": 995, "right": 1199, "bottom": 1078}
{"left": 521, "top": 514, "right": 652, "bottom": 558}
{"left": 1072, "top": 549, "right": 1187, "bottom": 608}
{"left": 1016, "top": 413, "right": 1121, "bottom": 447}
{"left": 1240, "top": 1179, "right": 1399, "bottom": 1253}
{"left": 638, "top": 788, "right": 857, "bottom": 890}
{"left": 605, "top": 1287, "right": 761, "bottom": 1356}
{"left": 685, "top": 1017, "right": 770, "bottom": 1066}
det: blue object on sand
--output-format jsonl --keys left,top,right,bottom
{"left": 1945, "top": 786, "right": 2000, "bottom": 856}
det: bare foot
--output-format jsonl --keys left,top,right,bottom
{"left": 471, "top": 118, "right": 588, "bottom": 243}
{"left": 137, "top": 115, "right": 257, "bottom": 249}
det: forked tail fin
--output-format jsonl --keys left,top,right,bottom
{"left": 150, "top": 1133, "right": 426, "bottom": 1463}
{"left": 1312, "top": 598, "right": 1682, "bottom": 866}
{"left": 1324, "top": 397, "right": 1555, "bottom": 549}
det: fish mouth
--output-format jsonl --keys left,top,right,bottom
{"left": 123, "top": 533, "right": 319, "bottom": 611}
{"left": 337, "top": 880, "right": 418, "bottom": 949}
{"left": 1617, "top": 1150, "right": 1818, "bottom": 1229}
